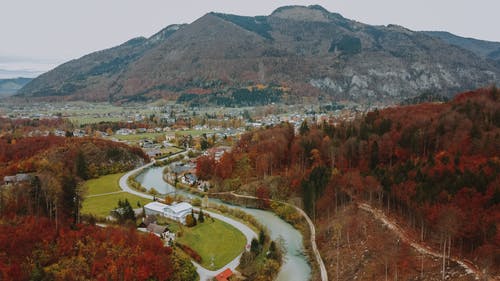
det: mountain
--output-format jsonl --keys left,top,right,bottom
{"left": 424, "top": 31, "right": 500, "bottom": 61}
{"left": 16, "top": 5, "right": 500, "bottom": 104}
{"left": 17, "top": 24, "right": 184, "bottom": 102}
{"left": 0, "top": 77, "right": 32, "bottom": 98}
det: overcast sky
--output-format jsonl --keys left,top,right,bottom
{"left": 1, "top": 0, "right": 499, "bottom": 78}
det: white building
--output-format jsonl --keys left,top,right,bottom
{"left": 144, "top": 201, "right": 193, "bottom": 224}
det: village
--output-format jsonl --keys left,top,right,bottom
{"left": 0, "top": 99, "right": 384, "bottom": 281}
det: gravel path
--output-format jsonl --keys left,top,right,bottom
{"left": 358, "top": 202, "right": 488, "bottom": 281}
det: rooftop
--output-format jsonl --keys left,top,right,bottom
{"left": 216, "top": 268, "right": 233, "bottom": 281}
{"left": 166, "top": 202, "right": 192, "bottom": 213}
{"left": 144, "top": 201, "right": 168, "bottom": 213}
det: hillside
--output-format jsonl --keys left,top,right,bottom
{"left": 424, "top": 31, "right": 500, "bottom": 61}
{"left": 0, "top": 77, "right": 32, "bottom": 98}
{"left": 198, "top": 86, "right": 500, "bottom": 280}
{"left": 16, "top": 5, "right": 499, "bottom": 104}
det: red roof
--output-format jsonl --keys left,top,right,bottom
{"left": 215, "top": 268, "right": 233, "bottom": 281}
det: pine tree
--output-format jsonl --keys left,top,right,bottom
{"left": 75, "top": 150, "right": 89, "bottom": 180}
{"left": 198, "top": 209, "right": 205, "bottom": 223}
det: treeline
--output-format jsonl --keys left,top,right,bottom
{"left": 177, "top": 86, "right": 284, "bottom": 107}
{"left": 0, "top": 136, "right": 148, "bottom": 179}
{"left": 0, "top": 117, "right": 70, "bottom": 134}
{"left": 197, "top": 87, "right": 500, "bottom": 273}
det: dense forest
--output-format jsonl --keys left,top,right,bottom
{"left": 198, "top": 87, "right": 500, "bottom": 278}
{"left": 0, "top": 136, "right": 195, "bottom": 280}
{"left": 177, "top": 85, "right": 285, "bottom": 107}
{"left": 0, "top": 217, "right": 179, "bottom": 281}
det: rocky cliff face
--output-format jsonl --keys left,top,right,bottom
{"left": 16, "top": 5, "right": 499, "bottom": 104}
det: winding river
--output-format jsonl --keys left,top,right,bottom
{"left": 135, "top": 166, "right": 312, "bottom": 281}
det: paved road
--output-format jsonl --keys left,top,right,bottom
{"left": 118, "top": 162, "right": 155, "bottom": 200}
{"left": 191, "top": 209, "right": 257, "bottom": 281}
{"left": 118, "top": 160, "right": 257, "bottom": 281}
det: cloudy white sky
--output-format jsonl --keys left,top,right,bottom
{"left": 1, "top": 0, "right": 499, "bottom": 78}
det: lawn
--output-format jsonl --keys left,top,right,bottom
{"left": 112, "top": 132, "right": 166, "bottom": 141}
{"left": 175, "top": 130, "right": 215, "bottom": 137}
{"left": 82, "top": 192, "right": 151, "bottom": 217}
{"left": 82, "top": 173, "right": 151, "bottom": 217}
{"left": 84, "top": 173, "right": 123, "bottom": 196}
{"left": 176, "top": 218, "right": 246, "bottom": 270}
{"left": 69, "top": 116, "right": 124, "bottom": 126}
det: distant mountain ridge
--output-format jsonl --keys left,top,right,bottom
{"left": 0, "top": 77, "right": 32, "bottom": 98}
{"left": 16, "top": 5, "right": 500, "bottom": 104}
{"left": 423, "top": 31, "right": 500, "bottom": 61}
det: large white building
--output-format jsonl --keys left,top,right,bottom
{"left": 144, "top": 201, "right": 193, "bottom": 224}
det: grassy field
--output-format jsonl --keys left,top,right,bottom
{"left": 82, "top": 173, "right": 151, "bottom": 217}
{"left": 177, "top": 218, "right": 246, "bottom": 270}
{"left": 112, "top": 132, "right": 166, "bottom": 141}
{"left": 175, "top": 130, "right": 215, "bottom": 136}
{"left": 69, "top": 116, "right": 124, "bottom": 126}
{"left": 82, "top": 192, "right": 151, "bottom": 217}
{"left": 84, "top": 173, "right": 123, "bottom": 196}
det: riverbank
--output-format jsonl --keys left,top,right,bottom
{"left": 120, "top": 164, "right": 312, "bottom": 281}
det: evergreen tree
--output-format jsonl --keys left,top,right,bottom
{"left": 198, "top": 209, "right": 205, "bottom": 223}
{"left": 61, "top": 174, "right": 81, "bottom": 224}
{"left": 250, "top": 238, "right": 260, "bottom": 255}
{"left": 259, "top": 229, "right": 266, "bottom": 246}
{"left": 299, "top": 120, "right": 310, "bottom": 136}
{"left": 75, "top": 150, "right": 89, "bottom": 180}
{"left": 114, "top": 199, "right": 136, "bottom": 224}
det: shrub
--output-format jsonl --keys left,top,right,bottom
{"left": 185, "top": 214, "right": 197, "bottom": 227}
{"left": 191, "top": 197, "right": 201, "bottom": 206}
{"left": 176, "top": 242, "right": 202, "bottom": 263}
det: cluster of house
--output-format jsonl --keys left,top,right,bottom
{"left": 203, "top": 146, "right": 232, "bottom": 161}
{"left": 140, "top": 218, "right": 177, "bottom": 246}
{"left": 2, "top": 173, "right": 32, "bottom": 185}
{"left": 181, "top": 173, "right": 198, "bottom": 186}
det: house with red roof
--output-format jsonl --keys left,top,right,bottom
{"left": 215, "top": 268, "right": 232, "bottom": 281}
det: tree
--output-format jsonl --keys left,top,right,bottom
{"left": 60, "top": 175, "right": 82, "bottom": 224}
{"left": 198, "top": 209, "right": 205, "bottom": 223}
{"left": 185, "top": 214, "right": 197, "bottom": 227}
{"left": 196, "top": 156, "right": 215, "bottom": 180}
{"left": 302, "top": 166, "right": 331, "bottom": 220}
{"left": 259, "top": 230, "right": 267, "bottom": 246}
{"left": 75, "top": 150, "right": 89, "bottom": 180}
{"left": 250, "top": 238, "right": 260, "bottom": 255}
{"left": 299, "top": 120, "right": 310, "bottom": 136}
{"left": 370, "top": 141, "right": 379, "bottom": 170}
{"left": 113, "top": 199, "right": 135, "bottom": 224}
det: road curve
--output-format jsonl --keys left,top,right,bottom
{"left": 192, "top": 209, "right": 257, "bottom": 281}
{"left": 118, "top": 162, "right": 155, "bottom": 199}
{"left": 118, "top": 162, "right": 257, "bottom": 281}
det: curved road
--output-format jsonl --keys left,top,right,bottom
{"left": 191, "top": 209, "right": 256, "bottom": 281}
{"left": 118, "top": 162, "right": 257, "bottom": 281}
